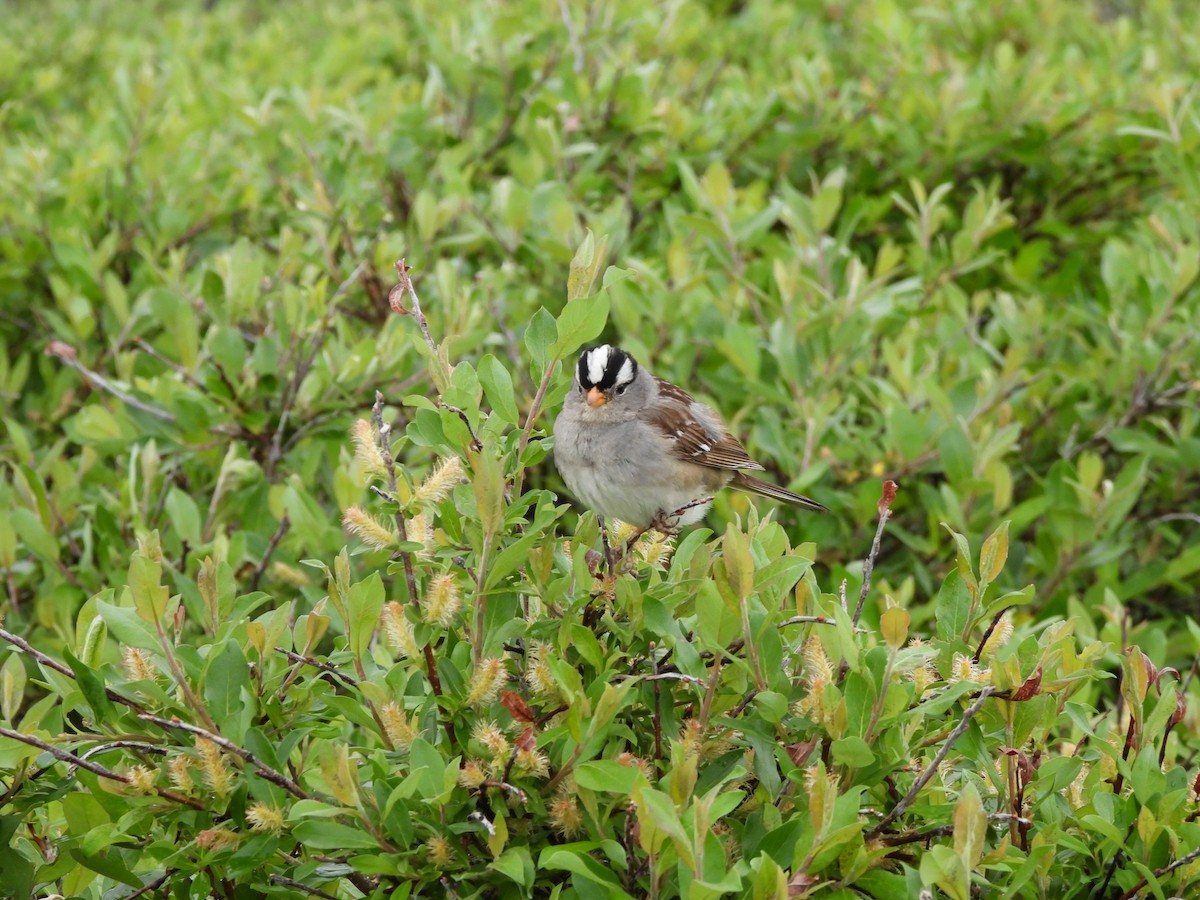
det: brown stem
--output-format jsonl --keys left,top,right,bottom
{"left": 0, "top": 726, "right": 203, "bottom": 810}
{"left": 511, "top": 359, "right": 559, "bottom": 500}
{"left": 370, "top": 394, "right": 456, "bottom": 748}
{"left": 138, "top": 714, "right": 309, "bottom": 800}
{"left": 249, "top": 513, "right": 290, "bottom": 593}
{"left": 867, "top": 687, "right": 994, "bottom": 837}
{"left": 0, "top": 627, "right": 145, "bottom": 713}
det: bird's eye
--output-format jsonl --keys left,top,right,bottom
{"left": 616, "top": 384, "right": 627, "bottom": 395}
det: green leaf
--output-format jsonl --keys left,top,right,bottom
{"left": 291, "top": 820, "right": 379, "bottom": 850}
{"left": 69, "top": 849, "right": 142, "bottom": 888}
{"left": 64, "top": 650, "right": 113, "bottom": 724}
{"left": 551, "top": 292, "right": 610, "bottom": 359}
{"left": 478, "top": 354, "right": 519, "bottom": 427}
{"left": 525, "top": 307, "right": 558, "bottom": 376}
{"left": 830, "top": 736, "right": 875, "bottom": 768}
{"left": 566, "top": 229, "right": 609, "bottom": 301}
{"left": 11, "top": 507, "right": 59, "bottom": 564}
{"left": 940, "top": 523, "right": 978, "bottom": 599}
{"left": 203, "top": 641, "right": 250, "bottom": 736}
{"left": 574, "top": 760, "right": 643, "bottom": 794}
{"left": 163, "top": 488, "right": 202, "bottom": 547}
{"left": 953, "top": 782, "right": 986, "bottom": 869}
{"left": 539, "top": 847, "right": 632, "bottom": 895}
{"left": 935, "top": 568, "right": 971, "bottom": 643}
{"left": 128, "top": 546, "right": 168, "bottom": 624}
{"left": 1, "top": 654, "right": 26, "bottom": 722}
{"left": 982, "top": 584, "right": 1035, "bottom": 620}
{"left": 634, "top": 786, "right": 695, "bottom": 868}
{"left": 979, "top": 520, "right": 1010, "bottom": 585}
{"left": 408, "top": 738, "right": 446, "bottom": 799}
{"left": 721, "top": 524, "right": 754, "bottom": 603}
{"left": 346, "top": 572, "right": 386, "bottom": 662}
{"left": 490, "top": 847, "right": 534, "bottom": 888}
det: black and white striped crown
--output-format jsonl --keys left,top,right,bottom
{"left": 577, "top": 344, "right": 638, "bottom": 391}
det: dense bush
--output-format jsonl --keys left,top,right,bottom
{"left": 1, "top": 0, "right": 1198, "bottom": 897}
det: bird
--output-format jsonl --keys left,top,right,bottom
{"left": 553, "top": 344, "right": 827, "bottom": 533}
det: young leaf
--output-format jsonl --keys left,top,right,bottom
{"left": 551, "top": 292, "right": 610, "bottom": 359}
{"left": 565, "top": 229, "right": 609, "bottom": 301}
{"left": 979, "top": 520, "right": 1010, "bottom": 585}
{"left": 935, "top": 569, "right": 971, "bottom": 643}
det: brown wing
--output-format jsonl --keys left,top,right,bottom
{"left": 644, "top": 379, "right": 765, "bottom": 472}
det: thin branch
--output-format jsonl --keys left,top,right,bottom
{"left": 389, "top": 259, "right": 438, "bottom": 355}
{"left": 972, "top": 608, "right": 1009, "bottom": 664}
{"left": 1116, "top": 843, "right": 1200, "bottom": 900}
{"left": 274, "top": 647, "right": 359, "bottom": 687}
{"left": 45, "top": 342, "right": 176, "bottom": 421}
{"left": 880, "top": 812, "right": 1031, "bottom": 847}
{"left": 0, "top": 627, "right": 146, "bottom": 713}
{"left": 120, "top": 871, "right": 172, "bottom": 900}
{"left": 0, "top": 726, "right": 203, "bottom": 809}
{"left": 481, "top": 779, "right": 529, "bottom": 804}
{"left": 268, "top": 875, "right": 341, "bottom": 900}
{"left": 558, "top": 0, "right": 585, "bottom": 74}
{"left": 249, "top": 513, "right": 291, "bottom": 593}
{"left": 266, "top": 263, "right": 365, "bottom": 479}
{"left": 438, "top": 402, "right": 483, "bottom": 451}
{"left": 779, "top": 615, "right": 866, "bottom": 631}
{"left": 511, "top": 358, "right": 558, "bottom": 499}
{"left": 852, "top": 480, "right": 898, "bottom": 626}
{"left": 138, "top": 714, "right": 309, "bottom": 800}
{"left": 867, "top": 687, "right": 995, "bottom": 837}
{"left": 370, "top": 394, "right": 457, "bottom": 749}
{"left": 133, "top": 338, "right": 207, "bottom": 392}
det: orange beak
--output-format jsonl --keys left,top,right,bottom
{"left": 586, "top": 387, "right": 608, "bottom": 408}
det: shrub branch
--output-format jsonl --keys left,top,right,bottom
{"left": 138, "top": 714, "right": 309, "bottom": 800}
{"left": 867, "top": 687, "right": 994, "bottom": 837}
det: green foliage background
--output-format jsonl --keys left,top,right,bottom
{"left": 1, "top": 0, "right": 1198, "bottom": 898}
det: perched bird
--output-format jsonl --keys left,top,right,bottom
{"left": 553, "top": 344, "right": 827, "bottom": 531}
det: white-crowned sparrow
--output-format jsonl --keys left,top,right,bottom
{"left": 553, "top": 344, "right": 827, "bottom": 530}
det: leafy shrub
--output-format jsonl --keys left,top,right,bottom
{"left": 1, "top": 0, "right": 1199, "bottom": 898}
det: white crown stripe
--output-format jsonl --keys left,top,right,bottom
{"left": 587, "top": 345, "right": 611, "bottom": 385}
{"left": 616, "top": 357, "right": 634, "bottom": 386}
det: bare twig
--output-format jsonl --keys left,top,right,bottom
{"left": 880, "top": 812, "right": 1031, "bottom": 847}
{"left": 0, "top": 627, "right": 146, "bottom": 713}
{"left": 779, "top": 615, "right": 851, "bottom": 628}
{"left": 46, "top": 342, "right": 176, "bottom": 421}
{"left": 650, "top": 642, "right": 663, "bottom": 775}
{"left": 268, "top": 876, "right": 341, "bottom": 900}
{"left": 867, "top": 687, "right": 995, "bottom": 837}
{"left": 266, "top": 262, "right": 365, "bottom": 479}
{"left": 370, "top": 393, "right": 457, "bottom": 748}
{"left": 438, "top": 402, "right": 483, "bottom": 451}
{"left": 511, "top": 359, "right": 559, "bottom": 499}
{"left": 852, "top": 480, "right": 899, "bottom": 626}
{"left": 120, "top": 871, "right": 172, "bottom": 900}
{"left": 389, "top": 260, "right": 438, "bottom": 355}
{"left": 0, "top": 726, "right": 203, "bottom": 810}
{"left": 274, "top": 647, "right": 358, "bottom": 687}
{"left": 138, "top": 714, "right": 309, "bottom": 800}
{"left": 482, "top": 779, "right": 529, "bottom": 803}
{"left": 249, "top": 513, "right": 290, "bottom": 593}
{"left": 133, "top": 338, "right": 207, "bottom": 392}
{"left": 972, "top": 608, "right": 1009, "bottom": 664}
{"left": 1115, "top": 843, "right": 1200, "bottom": 900}
{"left": 558, "top": 0, "right": 585, "bottom": 74}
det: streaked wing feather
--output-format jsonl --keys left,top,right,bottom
{"left": 642, "top": 387, "right": 765, "bottom": 472}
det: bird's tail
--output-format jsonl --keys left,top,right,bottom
{"left": 731, "top": 472, "right": 828, "bottom": 513}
